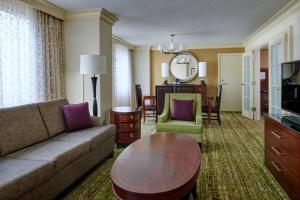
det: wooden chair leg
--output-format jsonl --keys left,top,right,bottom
{"left": 217, "top": 112, "right": 221, "bottom": 125}
{"left": 143, "top": 109, "right": 146, "bottom": 123}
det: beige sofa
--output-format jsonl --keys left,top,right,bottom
{"left": 0, "top": 99, "right": 116, "bottom": 200}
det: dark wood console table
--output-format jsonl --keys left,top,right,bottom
{"left": 265, "top": 115, "right": 300, "bottom": 199}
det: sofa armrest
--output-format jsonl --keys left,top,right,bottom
{"left": 158, "top": 111, "right": 168, "bottom": 123}
{"left": 91, "top": 116, "right": 103, "bottom": 127}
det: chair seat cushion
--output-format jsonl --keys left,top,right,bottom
{"left": 202, "top": 106, "right": 218, "bottom": 113}
{"left": 0, "top": 158, "right": 54, "bottom": 200}
{"left": 156, "top": 120, "right": 203, "bottom": 135}
{"left": 144, "top": 104, "right": 156, "bottom": 110}
{"left": 51, "top": 125, "right": 116, "bottom": 150}
{"left": 7, "top": 140, "right": 90, "bottom": 170}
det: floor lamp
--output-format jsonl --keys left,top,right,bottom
{"left": 80, "top": 55, "right": 107, "bottom": 116}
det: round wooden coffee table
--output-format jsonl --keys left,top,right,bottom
{"left": 111, "top": 133, "right": 201, "bottom": 200}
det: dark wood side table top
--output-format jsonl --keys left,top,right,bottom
{"left": 111, "top": 133, "right": 201, "bottom": 200}
{"left": 111, "top": 106, "right": 138, "bottom": 113}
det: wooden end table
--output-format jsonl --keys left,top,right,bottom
{"left": 110, "top": 107, "right": 141, "bottom": 148}
{"left": 111, "top": 133, "right": 201, "bottom": 200}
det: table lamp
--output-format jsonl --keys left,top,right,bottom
{"left": 80, "top": 54, "right": 107, "bottom": 116}
{"left": 198, "top": 62, "right": 207, "bottom": 86}
{"left": 161, "top": 63, "right": 169, "bottom": 85}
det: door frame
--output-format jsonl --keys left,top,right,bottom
{"left": 217, "top": 53, "right": 243, "bottom": 111}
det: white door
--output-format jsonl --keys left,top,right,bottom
{"left": 242, "top": 53, "right": 253, "bottom": 119}
{"left": 269, "top": 36, "right": 285, "bottom": 116}
{"left": 218, "top": 54, "right": 243, "bottom": 111}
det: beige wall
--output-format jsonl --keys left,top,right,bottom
{"left": 150, "top": 48, "right": 245, "bottom": 96}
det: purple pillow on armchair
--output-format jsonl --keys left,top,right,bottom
{"left": 171, "top": 99, "right": 194, "bottom": 121}
{"left": 62, "top": 102, "right": 93, "bottom": 132}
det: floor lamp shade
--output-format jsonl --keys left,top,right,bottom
{"left": 80, "top": 55, "right": 107, "bottom": 75}
{"left": 80, "top": 54, "right": 107, "bottom": 117}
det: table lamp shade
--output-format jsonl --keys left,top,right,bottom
{"left": 161, "top": 63, "right": 169, "bottom": 78}
{"left": 80, "top": 55, "right": 107, "bottom": 75}
{"left": 198, "top": 62, "right": 207, "bottom": 78}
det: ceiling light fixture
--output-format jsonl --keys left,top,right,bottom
{"left": 157, "top": 34, "right": 185, "bottom": 55}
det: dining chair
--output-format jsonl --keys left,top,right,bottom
{"left": 202, "top": 85, "right": 222, "bottom": 125}
{"left": 135, "top": 85, "right": 156, "bottom": 123}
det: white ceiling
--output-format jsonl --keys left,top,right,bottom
{"left": 48, "top": 0, "right": 290, "bottom": 46}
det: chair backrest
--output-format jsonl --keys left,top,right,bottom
{"left": 135, "top": 85, "right": 143, "bottom": 109}
{"left": 215, "top": 85, "right": 223, "bottom": 109}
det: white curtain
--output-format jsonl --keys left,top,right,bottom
{"left": 113, "top": 43, "right": 132, "bottom": 107}
{"left": 0, "top": 0, "right": 65, "bottom": 108}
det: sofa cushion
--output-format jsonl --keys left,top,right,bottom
{"left": 62, "top": 102, "right": 93, "bottom": 132}
{"left": 0, "top": 158, "right": 54, "bottom": 200}
{"left": 52, "top": 125, "right": 116, "bottom": 150}
{"left": 0, "top": 104, "right": 49, "bottom": 156}
{"left": 156, "top": 120, "right": 203, "bottom": 135}
{"left": 7, "top": 140, "right": 90, "bottom": 170}
{"left": 37, "top": 99, "right": 69, "bottom": 137}
{"left": 171, "top": 99, "right": 194, "bottom": 121}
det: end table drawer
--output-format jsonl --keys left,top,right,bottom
{"left": 118, "top": 122, "right": 140, "bottom": 131}
{"left": 118, "top": 132, "right": 140, "bottom": 143}
{"left": 118, "top": 113, "right": 140, "bottom": 122}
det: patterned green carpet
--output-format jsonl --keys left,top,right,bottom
{"left": 61, "top": 113, "right": 289, "bottom": 200}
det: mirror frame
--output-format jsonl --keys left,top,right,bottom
{"left": 169, "top": 52, "right": 199, "bottom": 83}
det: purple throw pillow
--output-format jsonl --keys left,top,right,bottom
{"left": 62, "top": 102, "right": 93, "bottom": 132}
{"left": 171, "top": 99, "right": 194, "bottom": 121}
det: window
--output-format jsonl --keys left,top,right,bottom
{"left": 112, "top": 43, "right": 132, "bottom": 107}
{"left": 0, "top": 1, "right": 39, "bottom": 107}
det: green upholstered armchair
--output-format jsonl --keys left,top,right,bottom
{"left": 156, "top": 93, "right": 203, "bottom": 143}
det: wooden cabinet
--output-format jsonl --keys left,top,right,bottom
{"left": 110, "top": 107, "right": 141, "bottom": 148}
{"left": 265, "top": 116, "right": 300, "bottom": 200}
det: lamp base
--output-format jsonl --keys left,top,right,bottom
{"left": 91, "top": 76, "right": 98, "bottom": 116}
{"left": 200, "top": 80, "right": 206, "bottom": 86}
{"left": 163, "top": 80, "right": 168, "bottom": 85}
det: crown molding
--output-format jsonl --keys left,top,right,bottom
{"left": 150, "top": 43, "right": 243, "bottom": 51}
{"left": 100, "top": 8, "right": 119, "bottom": 25}
{"left": 243, "top": 0, "right": 300, "bottom": 46}
{"left": 65, "top": 9, "right": 101, "bottom": 20}
{"left": 134, "top": 45, "right": 152, "bottom": 50}
{"left": 65, "top": 8, "right": 118, "bottom": 24}
{"left": 20, "top": 0, "right": 65, "bottom": 20}
{"left": 112, "top": 35, "right": 135, "bottom": 50}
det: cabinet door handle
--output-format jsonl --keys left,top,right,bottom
{"left": 271, "top": 161, "right": 286, "bottom": 172}
{"left": 271, "top": 131, "right": 281, "bottom": 139}
{"left": 130, "top": 123, "right": 133, "bottom": 128}
{"left": 271, "top": 146, "right": 284, "bottom": 156}
{"left": 130, "top": 115, "right": 134, "bottom": 120}
{"left": 130, "top": 133, "right": 134, "bottom": 138}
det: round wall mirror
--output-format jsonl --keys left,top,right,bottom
{"left": 170, "top": 52, "right": 198, "bottom": 82}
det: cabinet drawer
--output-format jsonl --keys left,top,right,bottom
{"left": 118, "top": 113, "right": 140, "bottom": 122}
{"left": 118, "top": 122, "right": 141, "bottom": 131}
{"left": 266, "top": 148, "right": 300, "bottom": 199}
{"left": 266, "top": 118, "right": 300, "bottom": 157}
{"left": 266, "top": 134, "right": 300, "bottom": 177}
{"left": 117, "top": 132, "right": 141, "bottom": 144}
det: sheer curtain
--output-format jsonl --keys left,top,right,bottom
{"left": 113, "top": 43, "right": 132, "bottom": 107}
{"left": 0, "top": 0, "right": 65, "bottom": 107}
